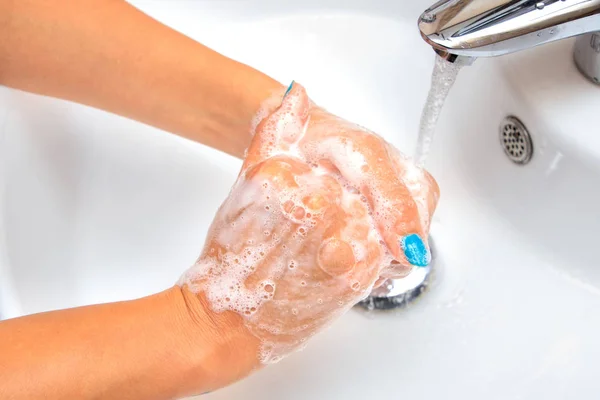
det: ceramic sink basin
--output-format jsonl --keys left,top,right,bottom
{"left": 1, "top": 1, "right": 600, "bottom": 399}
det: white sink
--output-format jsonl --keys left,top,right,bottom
{"left": 2, "top": 1, "right": 600, "bottom": 399}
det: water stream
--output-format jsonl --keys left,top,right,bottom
{"left": 414, "top": 55, "right": 464, "bottom": 167}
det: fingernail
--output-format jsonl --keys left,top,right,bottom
{"left": 401, "top": 234, "right": 430, "bottom": 267}
{"left": 283, "top": 81, "right": 295, "bottom": 98}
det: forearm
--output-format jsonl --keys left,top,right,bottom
{"left": 0, "top": 0, "right": 283, "bottom": 157}
{"left": 0, "top": 286, "right": 260, "bottom": 400}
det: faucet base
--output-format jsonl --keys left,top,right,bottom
{"left": 574, "top": 32, "right": 600, "bottom": 85}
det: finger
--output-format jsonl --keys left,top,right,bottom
{"left": 193, "top": 171, "right": 300, "bottom": 316}
{"left": 422, "top": 169, "right": 440, "bottom": 232}
{"left": 311, "top": 190, "right": 385, "bottom": 304}
{"left": 245, "top": 177, "right": 341, "bottom": 332}
{"left": 307, "top": 125, "right": 428, "bottom": 268}
{"left": 336, "top": 195, "right": 385, "bottom": 294}
{"left": 239, "top": 156, "right": 315, "bottom": 294}
{"left": 385, "top": 142, "right": 440, "bottom": 234}
{"left": 243, "top": 83, "right": 310, "bottom": 170}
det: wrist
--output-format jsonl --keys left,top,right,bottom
{"left": 164, "top": 285, "right": 261, "bottom": 396}
{"left": 194, "top": 57, "right": 285, "bottom": 159}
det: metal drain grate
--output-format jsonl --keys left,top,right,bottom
{"left": 500, "top": 116, "right": 533, "bottom": 165}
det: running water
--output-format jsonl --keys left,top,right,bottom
{"left": 414, "top": 55, "right": 464, "bottom": 167}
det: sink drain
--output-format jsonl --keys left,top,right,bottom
{"left": 355, "top": 238, "right": 435, "bottom": 311}
{"left": 500, "top": 116, "right": 533, "bottom": 165}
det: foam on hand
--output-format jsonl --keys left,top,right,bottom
{"left": 179, "top": 83, "right": 437, "bottom": 364}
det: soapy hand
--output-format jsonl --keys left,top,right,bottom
{"left": 179, "top": 83, "right": 439, "bottom": 364}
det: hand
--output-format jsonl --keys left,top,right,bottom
{"left": 245, "top": 83, "right": 439, "bottom": 278}
{"left": 179, "top": 83, "right": 439, "bottom": 367}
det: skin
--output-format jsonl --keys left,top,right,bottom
{"left": 0, "top": 0, "right": 282, "bottom": 158}
{"left": 0, "top": 0, "right": 439, "bottom": 399}
{"left": 0, "top": 288, "right": 260, "bottom": 399}
{"left": 181, "top": 84, "right": 439, "bottom": 364}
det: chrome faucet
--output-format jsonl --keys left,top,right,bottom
{"left": 418, "top": 0, "right": 600, "bottom": 83}
{"left": 360, "top": 0, "right": 600, "bottom": 311}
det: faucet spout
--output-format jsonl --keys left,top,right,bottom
{"left": 419, "top": 0, "right": 600, "bottom": 61}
